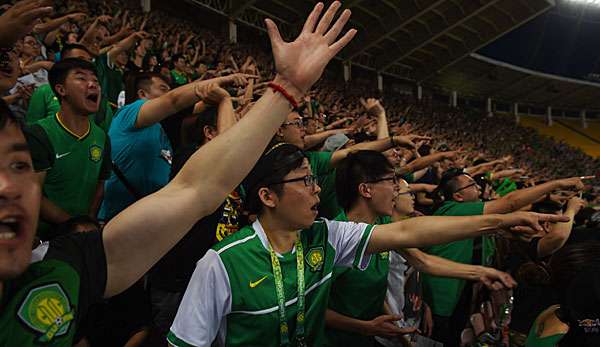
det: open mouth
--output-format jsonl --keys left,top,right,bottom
{"left": 310, "top": 202, "right": 319, "bottom": 213}
{"left": 0, "top": 217, "right": 21, "bottom": 241}
{"left": 86, "top": 93, "right": 99, "bottom": 103}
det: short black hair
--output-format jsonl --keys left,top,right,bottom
{"left": 124, "top": 71, "right": 169, "bottom": 104}
{"left": 60, "top": 43, "right": 92, "bottom": 59}
{"left": 195, "top": 106, "right": 218, "bottom": 144}
{"left": 0, "top": 98, "right": 21, "bottom": 130}
{"left": 48, "top": 58, "right": 97, "bottom": 100}
{"left": 242, "top": 143, "right": 306, "bottom": 214}
{"left": 335, "top": 150, "right": 393, "bottom": 212}
{"left": 434, "top": 168, "right": 468, "bottom": 205}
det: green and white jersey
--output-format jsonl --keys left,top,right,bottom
{"left": 0, "top": 232, "right": 106, "bottom": 346}
{"left": 168, "top": 218, "right": 376, "bottom": 347}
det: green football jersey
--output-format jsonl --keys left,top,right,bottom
{"left": 326, "top": 212, "right": 391, "bottom": 347}
{"left": 26, "top": 84, "right": 60, "bottom": 124}
{"left": 25, "top": 84, "right": 114, "bottom": 133}
{"left": 168, "top": 218, "right": 375, "bottom": 347}
{"left": 422, "top": 201, "right": 495, "bottom": 317}
{"left": 306, "top": 151, "right": 342, "bottom": 219}
{"left": 0, "top": 232, "right": 106, "bottom": 346}
{"left": 25, "top": 114, "right": 111, "bottom": 239}
{"left": 95, "top": 53, "right": 124, "bottom": 105}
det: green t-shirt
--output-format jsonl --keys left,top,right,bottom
{"left": 168, "top": 219, "right": 375, "bottom": 346}
{"left": 25, "top": 84, "right": 114, "bottom": 133}
{"left": 25, "top": 115, "right": 111, "bottom": 239}
{"left": 26, "top": 84, "right": 59, "bottom": 124}
{"left": 170, "top": 69, "right": 190, "bottom": 86}
{"left": 526, "top": 310, "right": 566, "bottom": 347}
{"left": 95, "top": 53, "right": 124, "bottom": 105}
{"left": 422, "top": 200, "right": 496, "bottom": 317}
{"left": 0, "top": 232, "right": 106, "bottom": 346}
{"left": 306, "top": 151, "right": 343, "bottom": 219}
{"left": 326, "top": 212, "right": 391, "bottom": 347}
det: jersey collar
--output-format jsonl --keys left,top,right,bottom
{"left": 55, "top": 113, "right": 90, "bottom": 141}
{"left": 252, "top": 219, "right": 297, "bottom": 257}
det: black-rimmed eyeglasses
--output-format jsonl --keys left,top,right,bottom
{"left": 269, "top": 174, "right": 317, "bottom": 188}
{"left": 453, "top": 182, "right": 477, "bottom": 193}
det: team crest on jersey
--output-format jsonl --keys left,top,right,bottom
{"left": 17, "top": 283, "right": 75, "bottom": 343}
{"left": 380, "top": 251, "right": 389, "bottom": 260}
{"left": 89, "top": 144, "right": 102, "bottom": 163}
{"left": 305, "top": 247, "right": 324, "bottom": 272}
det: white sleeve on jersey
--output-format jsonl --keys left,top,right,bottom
{"left": 325, "top": 219, "right": 374, "bottom": 270}
{"left": 168, "top": 249, "right": 231, "bottom": 347}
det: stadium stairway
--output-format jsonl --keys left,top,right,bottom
{"left": 519, "top": 116, "right": 600, "bottom": 158}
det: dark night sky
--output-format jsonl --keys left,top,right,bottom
{"left": 479, "top": 0, "right": 600, "bottom": 79}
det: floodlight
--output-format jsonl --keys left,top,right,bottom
{"left": 566, "top": 0, "right": 600, "bottom": 5}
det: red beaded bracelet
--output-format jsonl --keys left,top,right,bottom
{"left": 268, "top": 82, "right": 300, "bottom": 109}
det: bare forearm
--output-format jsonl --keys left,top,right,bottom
{"left": 537, "top": 210, "right": 575, "bottom": 258}
{"left": 368, "top": 214, "right": 503, "bottom": 253}
{"left": 403, "top": 153, "right": 446, "bottom": 173}
{"left": 216, "top": 97, "right": 236, "bottom": 133}
{"left": 492, "top": 181, "right": 560, "bottom": 214}
{"left": 304, "top": 129, "right": 342, "bottom": 149}
{"left": 34, "top": 15, "right": 71, "bottom": 35}
{"left": 376, "top": 112, "right": 389, "bottom": 140}
{"left": 331, "top": 137, "right": 392, "bottom": 165}
{"left": 400, "top": 248, "right": 484, "bottom": 281}
{"left": 325, "top": 309, "right": 368, "bottom": 334}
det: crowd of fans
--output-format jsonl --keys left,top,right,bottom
{"left": 0, "top": 0, "right": 599, "bottom": 347}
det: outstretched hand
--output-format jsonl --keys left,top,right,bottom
{"left": 499, "top": 211, "right": 570, "bottom": 235}
{"left": 0, "top": 0, "right": 53, "bottom": 47}
{"left": 266, "top": 1, "right": 357, "bottom": 96}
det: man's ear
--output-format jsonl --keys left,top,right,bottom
{"left": 258, "top": 187, "right": 278, "bottom": 209}
{"left": 54, "top": 83, "right": 67, "bottom": 99}
{"left": 358, "top": 182, "right": 372, "bottom": 199}
{"left": 137, "top": 88, "right": 147, "bottom": 99}
{"left": 452, "top": 192, "right": 465, "bottom": 202}
{"left": 203, "top": 125, "right": 218, "bottom": 141}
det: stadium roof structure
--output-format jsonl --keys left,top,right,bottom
{"left": 428, "top": 53, "right": 600, "bottom": 111}
{"left": 184, "top": 0, "right": 556, "bottom": 81}
{"left": 181, "top": 0, "right": 600, "bottom": 111}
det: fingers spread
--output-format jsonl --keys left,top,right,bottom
{"left": 329, "top": 28, "right": 357, "bottom": 56}
{"left": 301, "top": 2, "right": 325, "bottom": 34}
{"left": 324, "top": 8, "right": 352, "bottom": 44}
{"left": 264, "top": 18, "right": 283, "bottom": 47}
{"left": 315, "top": 1, "right": 341, "bottom": 35}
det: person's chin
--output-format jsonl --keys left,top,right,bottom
{"left": 0, "top": 251, "right": 31, "bottom": 281}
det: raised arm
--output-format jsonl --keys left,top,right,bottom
{"left": 483, "top": 177, "right": 587, "bottom": 214}
{"left": 397, "top": 151, "right": 457, "bottom": 175}
{"left": 107, "top": 31, "right": 147, "bottom": 64}
{"left": 34, "top": 12, "right": 85, "bottom": 35}
{"left": 536, "top": 197, "right": 585, "bottom": 258}
{"left": 134, "top": 73, "right": 254, "bottom": 129}
{"left": 101, "top": 1, "right": 357, "bottom": 298}
{"left": 398, "top": 248, "right": 516, "bottom": 289}
{"left": 360, "top": 98, "right": 388, "bottom": 139}
{"left": 367, "top": 211, "right": 569, "bottom": 254}
{"left": 330, "top": 134, "right": 430, "bottom": 166}
{"left": 304, "top": 128, "right": 349, "bottom": 149}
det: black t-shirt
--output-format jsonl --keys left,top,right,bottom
{"left": 148, "top": 144, "right": 246, "bottom": 292}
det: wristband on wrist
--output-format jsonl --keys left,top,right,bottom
{"left": 268, "top": 82, "right": 299, "bottom": 109}
{"left": 390, "top": 136, "right": 396, "bottom": 147}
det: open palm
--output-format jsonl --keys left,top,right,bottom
{"left": 265, "top": 1, "right": 357, "bottom": 94}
